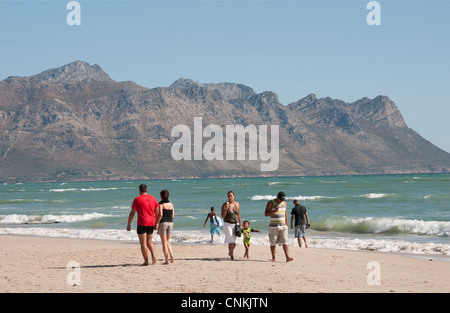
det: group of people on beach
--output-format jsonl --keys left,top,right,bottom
{"left": 126, "top": 184, "right": 309, "bottom": 266}
{"left": 204, "top": 205, "right": 260, "bottom": 259}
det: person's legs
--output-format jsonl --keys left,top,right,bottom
{"left": 243, "top": 243, "right": 249, "bottom": 259}
{"left": 138, "top": 233, "right": 149, "bottom": 266}
{"left": 228, "top": 243, "right": 236, "bottom": 260}
{"left": 147, "top": 234, "right": 156, "bottom": 264}
{"left": 224, "top": 222, "right": 236, "bottom": 260}
{"left": 295, "top": 225, "right": 302, "bottom": 247}
{"left": 160, "top": 234, "right": 169, "bottom": 264}
{"left": 279, "top": 227, "right": 293, "bottom": 262}
{"left": 283, "top": 244, "right": 294, "bottom": 262}
{"left": 270, "top": 245, "right": 276, "bottom": 262}
{"left": 210, "top": 224, "right": 214, "bottom": 243}
{"left": 302, "top": 236, "right": 308, "bottom": 248}
{"left": 269, "top": 227, "right": 277, "bottom": 262}
{"left": 167, "top": 234, "right": 174, "bottom": 263}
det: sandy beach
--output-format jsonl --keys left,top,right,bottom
{"left": 0, "top": 235, "right": 449, "bottom": 293}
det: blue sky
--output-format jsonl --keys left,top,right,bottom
{"left": 1, "top": 1, "right": 449, "bottom": 153}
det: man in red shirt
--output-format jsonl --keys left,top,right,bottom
{"left": 127, "top": 184, "right": 159, "bottom": 266}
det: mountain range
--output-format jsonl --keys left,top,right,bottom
{"left": 0, "top": 61, "right": 449, "bottom": 183}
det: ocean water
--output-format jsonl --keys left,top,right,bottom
{"left": 1, "top": 174, "right": 449, "bottom": 256}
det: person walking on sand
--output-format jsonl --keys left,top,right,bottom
{"left": 264, "top": 191, "right": 294, "bottom": 262}
{"left": 127, "top": 184, "right": 159, "bottom": 266}
{"left": 221, "top": 190, "right": 241, "bottom": 260}
{"left": 156, "top": 189, "right": 175, "bottom": 265}
{"left": 203, "top": 207, "right": 221, "bottom": 243}
{"left": 290, "top": 199, "right": 310, "bottom": 248}
{"left": 242, "top": 220, "right": 261, "bottom": 259}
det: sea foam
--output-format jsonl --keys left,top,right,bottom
{"left": 1, "top": 227, "right": 448, "bottom": 256}
{"left": 250, "top": 195, "right": 332, "bottom": 201}
{"left": 0, "top": 213, "right": 112, "bottom": 224}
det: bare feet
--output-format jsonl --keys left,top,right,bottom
{"left": 271, "top": 257, "right": 294, "bottom": 262}
{"left": 163, "top": 257, "right": 174, "bottom": 264}
{"left": 152, "top": 256, "right": 157, "bottom": 265}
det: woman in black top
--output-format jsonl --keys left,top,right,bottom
{"left": 156, "top": 189, "right": 174, "bottom": 264}
{"left": 221, "top": 190, "right": 241, "bottom": 260}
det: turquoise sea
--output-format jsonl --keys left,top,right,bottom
{"left": 1, "top": 174, "right": 449, "bottom": 256}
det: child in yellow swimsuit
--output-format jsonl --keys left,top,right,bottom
{"left": 242, "top": 220, "right": 261, "bottom": 259}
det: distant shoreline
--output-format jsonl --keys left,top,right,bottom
{"left": 2, "top": 170, "right": 449, "bottom": 185}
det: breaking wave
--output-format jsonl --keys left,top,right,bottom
{"left": 250, "top": 193, "right": 393, "bottom": 201}
{"left": 307, "top": 237, "right": 450, "bottom": 256}
{"left": 358, "top": 193, "right": 388, "bottom": 199}
{"left": 313, "top": 217, "right": 450, "bottom": 237}
{"left": 49, "top": 187, "right": 124, "bottom": 192}
{"left": 250, "top": 195, "right": 333, "bottom": 201}
{"left": 0, "top": 213, "right": 112, "bottom": 224}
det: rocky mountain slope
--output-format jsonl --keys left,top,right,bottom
{"left": 0, "top": 61, "right": 449, "bottom": 182}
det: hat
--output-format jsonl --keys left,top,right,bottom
{"left": 277, "top": 191, "right": 286, "bottom": 201}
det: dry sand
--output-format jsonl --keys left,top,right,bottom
{"left": 1, "top": 235, "right": 449, "bottom": 293}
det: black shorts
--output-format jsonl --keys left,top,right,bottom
{"left": 137, "top": 225, "right": 155, "bottom": 235}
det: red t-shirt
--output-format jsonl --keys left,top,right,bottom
{"left": 131, "top": 194, "right": 158, "bottom": 226}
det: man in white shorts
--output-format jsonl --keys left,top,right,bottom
{"left": 264, "top": 191, "right": 294, "bottom": 262}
